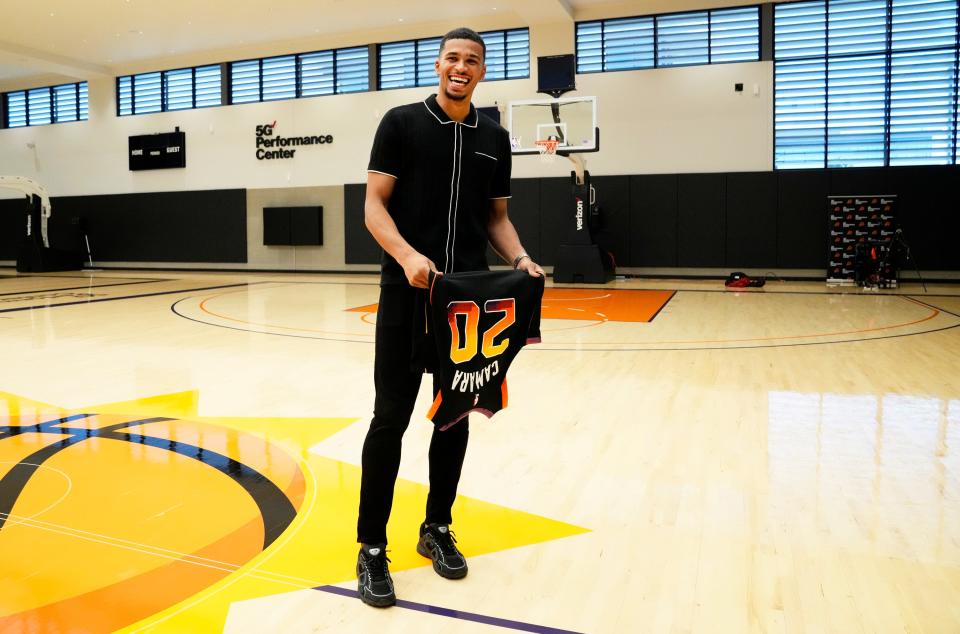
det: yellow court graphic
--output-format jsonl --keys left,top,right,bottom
{"left": 0, "top": 390, "right": 588, "bottom": 633}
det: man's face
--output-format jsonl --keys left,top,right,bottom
{"left": 435, "top": 38, "right": 486, "bottom": 102}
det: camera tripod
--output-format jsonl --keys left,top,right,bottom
{"left": 877, "top": 229, "right": 927, "bottom": 292}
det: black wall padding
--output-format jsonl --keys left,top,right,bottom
{"left": 776, "top": 170, "right": 830, "bottom": 268}
{"left": 507, "top": 178, "right": 542, "bottom": 263}
{"left": 886, "top": 167, "right": 957, "bottom": 271}
{"left": 343, "top": 183, "right": 382, "bottom": 265}
{"left": 3, "top": 191, "right": 246, "bottom": 263}
{"left": 538, "top": 177, "right": 570, "bottom": 266}
{"left": 27, "top": 189, "right": 248, "bottom": 263}
{"left": 0, "top": 198, "right": 26, "bottom": 260}
{"left": 341, "top": 166, "right": 960, "bottom": 273}
{"left": 828, "top": 167, "right": 889, "bottom": 197}
{"left": 487, "top": 178, "right": 541, "bottom": 265}
{"left": 629, "top": 175, "right": 678, "bottom": 267}
{"left": 726, "top": 172, "right": 778, "bottom": 268}
{"left": 591, "top": 175, "right": 631, "bottom": 269}
{"left": 678, "top": 174, "right": 725, "bottom": 267}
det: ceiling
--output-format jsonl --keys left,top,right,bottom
{"left": 0, "top": 0, "right": 764, "bottom": 88}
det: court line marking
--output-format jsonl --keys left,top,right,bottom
{"left": 126, "top": 437, "right": 322, "bottom": 632}
{"left": 904, "top": 295, "right": 960, "bottom": 319}
{"left": 0, "top": 279, "right": 165, "bottom": 297}
{"left": 202, "top": 277, "right": 960, "bottom": 298}
{"left": 197, "top": 285, "right": 376, "bottom": 338}
{"left": 172, "top": 297, "right": 375, "bottom": 343}
{"left": 0, "top": 274, "right": 163, "bottom": 282}
{"left": 3, "top": 271, "right": 957, "bottom": 297}
{"left": 197, "top": 285, "right": 672, "bottom": 334}
{"left": 0, "top": 282, "right": 264, "bottom": 314}
{"left": 3, "top": 509, "right": 582, "bottom": 634}
{"left": 540, "top": 293, "right": 612, "bottom": 301}
{"left": 315, "top": 585, "right": 584, "bottom": 634}
{"left": 528, "top": 323, "right": 960, "bottom": 351}
{"left": 0, "top": 511, "right": 325, "bottom": 589}
{"left": 173, "top": 286, "right": 952, "bottom": 349}
{"left": 0, "top": 462, "right": 73, "bottom": 526}
{"left": 541, "top": 293, "right": 942, "bottom": 347}
{"left": 647, "top": 290, "right": 677, "bottom": 321}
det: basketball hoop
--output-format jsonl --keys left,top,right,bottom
{"left": 535, "top": 139, "right": 559, "bottom": 164}
{"left": 535, "top": 139, "right": 559, "bottom": 156}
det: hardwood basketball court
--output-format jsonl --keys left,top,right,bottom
{"left": 1, "top": 270, "right": 958, "bottom": 632}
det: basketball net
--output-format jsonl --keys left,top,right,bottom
{"left": 535, "top": 139, "right": 559, "bottom": 164}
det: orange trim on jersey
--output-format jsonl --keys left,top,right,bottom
{"left": 427, "top": 391, "right": 443, "bottom": 420}
{"left": 501, "top": 379, "right": 508, "bottom": 408}
{"left": 429, "top": 271, "right": 441, "bottom": 305}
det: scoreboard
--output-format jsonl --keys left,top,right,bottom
{"left": 129, "top": 128, "right": 186, "bottom": 171}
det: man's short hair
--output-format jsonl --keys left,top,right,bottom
{"left": 439, "top": 27, "right": 486, "bottom": 60}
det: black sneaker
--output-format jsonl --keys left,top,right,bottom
{"left": 416, "top": 523, "right": 468, "bottom": 579}
{"left": 356, "top": 544, "right": 396, "bottom": 607}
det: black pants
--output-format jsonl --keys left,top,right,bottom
{"left": 356, "top": 284, "right": 469, "bottom": 545}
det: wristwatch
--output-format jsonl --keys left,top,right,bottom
{"left": 512, "top": 253, "right": 530, "bottom": 269}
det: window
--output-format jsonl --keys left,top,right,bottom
{"left": 118, "top": 65, "right": 222, "bottom": 116}
{"left": 774, "top": 0, "right": 960, "bottom": 169}
{"left": 229, "top": 46, "right": 370, "bottom": 103}
{"left": 379, "top": 38, "right": 438, "bottom": 89}
{"left": 576, "top": 6, "right": 759, "bottom": 73}
{"left": 3, "top": 81, "right": 88, "bottom": 128}
{"left": 378, "top": 41, "right": 414, "bottom": 89}
{"left": 482, "top": 29, "right": 530, "bottom": 80}
{"left": 378, "top": 28, "right": 529, "bottom": 89}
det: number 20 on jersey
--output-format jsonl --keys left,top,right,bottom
{"left": 447, "top": 299, "right": 516, "bottom": 364}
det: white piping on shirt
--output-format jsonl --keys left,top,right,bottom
{"left": 367, "top": 169, "right": 398, "bottom": 179}
{"left": 451, "top": 123, "right": 463, "bottom": 272}
{"left": 444, "top": 124, "right": 458, "bottom": 273}
{"left": 422, "top": 97, "right": 474, "bottom": 274}
{"left": 475, "top": 151, "right": 497, "bottom": 161}
{"left": 422, "top": 98, "right": 479, "bottom": 127}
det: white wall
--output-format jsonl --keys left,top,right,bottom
{"left": 0, "top": 20, "right": 774, "bottom": 271}
{"left": 0, "top": 22, "right": 773, "bottom": 198}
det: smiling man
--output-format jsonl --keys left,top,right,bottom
{"left": 356, "top": 27, "right": 543, "bottom": 608}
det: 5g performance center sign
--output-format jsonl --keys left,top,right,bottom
{"left": 255, "top": 121, "right": 333, "bottom": 160}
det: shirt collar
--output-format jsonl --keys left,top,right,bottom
{"left": 424, "top": 94, "right": 478, "bottom": 128}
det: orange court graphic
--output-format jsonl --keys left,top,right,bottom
{"left": 0, "top": 390, "right": 588, "bottom": 632}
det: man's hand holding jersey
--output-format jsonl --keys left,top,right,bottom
{"left": 399, "top": 250, "right": 438, "bottom": 289}
{"left": 514, "top": 255, "right": 544, "bottom": 278}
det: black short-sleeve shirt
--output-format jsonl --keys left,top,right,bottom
{"left": 368, "top": 94, "right": 512, "bottom": 285}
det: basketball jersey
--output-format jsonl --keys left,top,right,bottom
{"left": 426, "top": 270, "right": 544, "bottom": 430}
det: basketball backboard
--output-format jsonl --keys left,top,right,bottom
{"left": 507, "top": 96, "right": 598, "bottom": 155}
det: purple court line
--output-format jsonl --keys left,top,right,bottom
{"left": 0, "top": 279, "right": 166, "bottom": 297}
{"left": 0, "top": 282, "right": 263, "bottom": 314}
{"left": 314, "top": 585, "right": 584, "bottom": 634}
